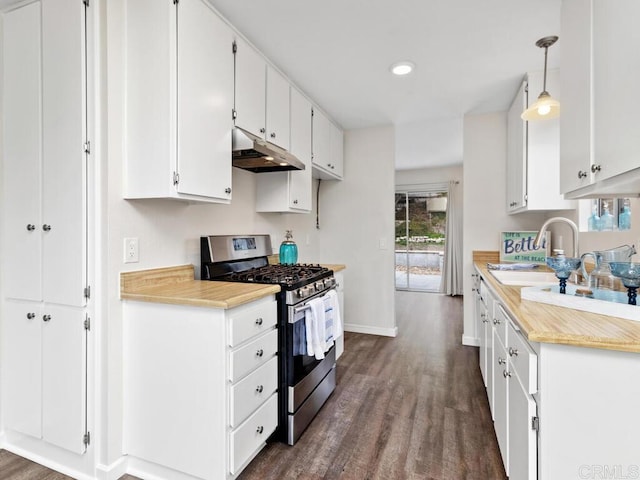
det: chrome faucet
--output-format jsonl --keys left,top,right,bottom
{"left": 534, "top": 217, "right": 580, "bottom": 258}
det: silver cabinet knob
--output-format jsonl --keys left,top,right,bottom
{"left": 42, "top": 224, "right": 52, "bottom": 231}
{"left": 256, "top": 349, "right": 264, "bottom": 357}
{"left": 256, "top": 426, "right": 264, "bottom": 434}
{"left": 256, "top": 385, "right": 264, "bottom": 393}
{"left": 498, "top": 357, "right": 506, "bottom": 365}
{"left": 293, "top": 199, "right": 298, "bottom": 204}
{"left": 225, "top": 187, "right": 231, "bottom": 194}
{"left": 27, "top": 312, "right": 36, "bottom": 319}
{"left": 493, "top": 318, "right": 501, "bottom": 325}
{"left": 578, "top": 170, "right": 588, "bottom": 179}
{"left": 503, "top": 370, "right": 511, "bottom": 378}
{"left": 42, "top": 314, "right": 51, "bottom": 322}
{"left": 508, "top": 347, "right": 519, "bottom": 357}
{"left": 270, "top": 132, "right": 276, "bottom": 139}
{"left": 591, "top": 164, "right": 602, "bottom": 173}
{"left": 26, "top": 224, "right": 36, "bottom": 231}
{"left": 255, "top": 317, "right": 263, "bottom": 326}
{"left": 259, "top": 127, "right": 266, "bottom": 134}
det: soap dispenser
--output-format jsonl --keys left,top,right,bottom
{"left": 279, "top": 230, "right": 298, "bottom": 265}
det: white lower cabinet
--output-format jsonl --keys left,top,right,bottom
{"left": 124, "top": 296, "right": 278, "bottom": 479}
{"left": 493, "top": 329, "right": 509, "bottom": 474}
{"left": 2, "top": 300, "right": 88, "bottom": 454}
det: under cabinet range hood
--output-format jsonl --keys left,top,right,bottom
{"left": 232, "top": 127, "right": 305, "bottom": 173}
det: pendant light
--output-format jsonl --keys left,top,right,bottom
{"left": 521, "top": 36, "right": 560, "bottom": 121}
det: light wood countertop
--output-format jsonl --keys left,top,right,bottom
{"left": 474, "top": 251, "right": 640, "bottom": 353}
{"left": 120, "top": 265, "right": 280, "bottom": 309}
{"left": 323, "top": 264, "right": 346, "bottom": 272}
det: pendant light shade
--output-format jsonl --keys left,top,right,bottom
{"left": 521, "top": 36, "right": 560, "bottom": 121}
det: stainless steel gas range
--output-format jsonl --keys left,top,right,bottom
{"left": 201, "top": 234, "right": 337, "bottom": 445}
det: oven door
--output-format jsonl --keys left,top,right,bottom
{"left": 284, "top": 288, "right": 337, "bottom": 444}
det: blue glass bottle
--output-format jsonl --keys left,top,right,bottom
{"left": 619, "top": 205, "right": 631, "bottom": 230}
{"left": 279, "top": 230, "right": 298, "bottom": 265}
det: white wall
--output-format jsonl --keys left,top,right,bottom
{"left": 462, "top": 112, "right": 547, "bottom": 345}
{"left": 395, "top": 165, "right": 462, "bottom": 186}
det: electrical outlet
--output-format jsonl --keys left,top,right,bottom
{"left": 124, "top": 237, "right": 139, "bottom": 263}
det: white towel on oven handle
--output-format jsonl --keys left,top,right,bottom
{"left": 305, "top": 296, "right": 326, "bottom": 360}
{"left": 324, "top": 289, "right": 342, "bottom": 343}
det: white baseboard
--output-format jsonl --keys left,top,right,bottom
{"left": 462, "top": 334, "right": 480, "bottom": 347}
{"left": 344, "top": 323, "right": 398, "bottom": 337}
{"left": 96, "top": 456, "right": 128, "bottom": 480}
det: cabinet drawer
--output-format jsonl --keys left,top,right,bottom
{"left": 229, "top": 356, "right": 277, "bottom": 428}
{"left": 507, "top": 320, "right": 538, "bottom": 394}
{"left": 229, "top": 392, "right": 277, "bottom": 475}
{"left": 229, "top": 328, "right": 277, "bottom": 382}
{"left": 493, "top": 304, "right": 509, "bottom": 347}
{"left": 228, "top": 299, "right": 277, "bottom": 347}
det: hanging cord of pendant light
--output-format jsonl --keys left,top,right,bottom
{"left": 316, "top": 179, "right": 322, "bottom": 229}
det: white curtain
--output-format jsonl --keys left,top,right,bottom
{"left": 441, "top": 181, "right": 463, "bottom": 295}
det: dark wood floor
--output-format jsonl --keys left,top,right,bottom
{"left": 0, "top": 292, "right": 505, "bottom": 480}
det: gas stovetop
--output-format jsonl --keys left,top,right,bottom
{"left": 223, "top": 263, "right": 333, "bottom": 290}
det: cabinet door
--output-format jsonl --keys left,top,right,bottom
{"left": 592, "top": 0, "right": 640, "bottom": 181}
{"left": 507, "top": 80, "right": 526, "bottom": 212}
{"left": 312, "top": 108, "right": 331, "bottom": 170}
{"left": 177, "top": 0, "right": 233, "bottom": 200}
{"left": 234, "top": 38, "right": 266, "bottom": 138}
{"left": 3, "top": 301, "right": 43, "bottom": 439}
{"left": 493, "top": 330, "right": 509, "bottom": 474}
{"left": 289, "top": 88, "right": 312, "bottom": 210}
{"left": 330, "top": 123, "right": 344, "bottom": 178}
{"left": 560, "top": 0, "right": 593, "bottom": 193}
{"left": 266, "top": 66, "right": 290, "bottom": 150}
{"left": 42, "top": 304, "right": 87, "bottom": 454}
{"left": 2, "top": 2, "right": 43, "bottom": 302}
{"left": 508, "top": 376, "right": 537, "bottom": 480}
{"left": 476, "top": 294, "right": 489, "bottom": 386}
{"left": 41, "top": 0, "right": 87, "bottom": 307}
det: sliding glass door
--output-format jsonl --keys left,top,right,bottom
{"left": 395, "top": 190, "right": 448, "bottom": 292}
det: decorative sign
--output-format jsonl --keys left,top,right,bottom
{"left": 500, "top": 231, "right": 550, "bottom": 264}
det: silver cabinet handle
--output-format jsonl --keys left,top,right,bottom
{"left": 26, "top": 224, "right": 36, "bottom": 231}
{"left": 503, "top": 370, "right": 511, "bottom": 378}
{"left": 225, "top": 187, "right": 231, "bottom": 194}
{"left": 27, "top": 312, "right": 36, "bottom": 319}
{"left": 42, "top": 314, "right": 51, "bottom": 322}
{"left": 256, "top": 426, "right": 264, "bottom": 434}
{"left": 508, "top": 347, "right": 519, "bottom": 357}
{"left": 42, "top": 224, "right": 52, "bottom": 231}
{"left": 270, "top": 132, "right": 276, "bottom": 139}
{"left": 255, "top": 317, "right": 263, "bottom": 326}
{"left": 493, "top": 318, "right": 501, "bottom": 325}
{"left": 498, "top": 357, "right": 506, "bottom": 365}
{"left": 256, "top": 385, "right": 264, "bottom": 393}
{"left": 259, "top": 127, "right": 266, "bottom": 134}
{"left": 293, "top": 199, "right": 298, "bottom": 204}
{"left": 591, "top": 164, "right": 602, "bottom": 173}
{"left": 578, "top": 170, "right": 588, "bottom": 179}
{"left": 256, "top": 349, "right": 264, "bottom": 357}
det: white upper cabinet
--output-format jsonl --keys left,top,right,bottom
{"left": 234, "top": 38, "right": 267, "bottom": 140}
{"left": 561, "top": 0, "right": 640, "bottom": 197}
{"left": 3, "top": 0, "right": 88, "bottom": 307}
{"left": 507, "top": 72, "right": 575, "bottom": 213}
{"left": 234, "top": 39, "right": 290, "bottom": 150}
{"left": 256, "top": 87, "right": 312, "bottom": 213}
{"left": 124, "top": 0, "right": 233, "bottom": 203}
{"left": 312, "top": 108, "right": 343, "bottom": 180}
{"left": 266, "top": 65, "right": 291, "bottom": 150}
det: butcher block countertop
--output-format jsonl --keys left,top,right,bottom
{"left": 120, "top": 265, "right": 280, "bottom": 309}
{"left": 474, "top": 251, "right": 640, "bottom": 353}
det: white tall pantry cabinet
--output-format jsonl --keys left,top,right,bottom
{"left": 2, "top": 0, "right": 91, "bottom": 458}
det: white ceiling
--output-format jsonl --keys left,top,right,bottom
{"left": 211, "top": 0, "right": 563, "bottom": 170}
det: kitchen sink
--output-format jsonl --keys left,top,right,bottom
{"left": 489, "top": 270, "right": 559, "bottom": 287}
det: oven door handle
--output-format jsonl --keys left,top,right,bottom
{"left": 289, "top": 287, "right": 336, "bottom": 323}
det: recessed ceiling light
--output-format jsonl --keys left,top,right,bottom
{"left": 390, "top": 61, "right": 415, "bottom": 76}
